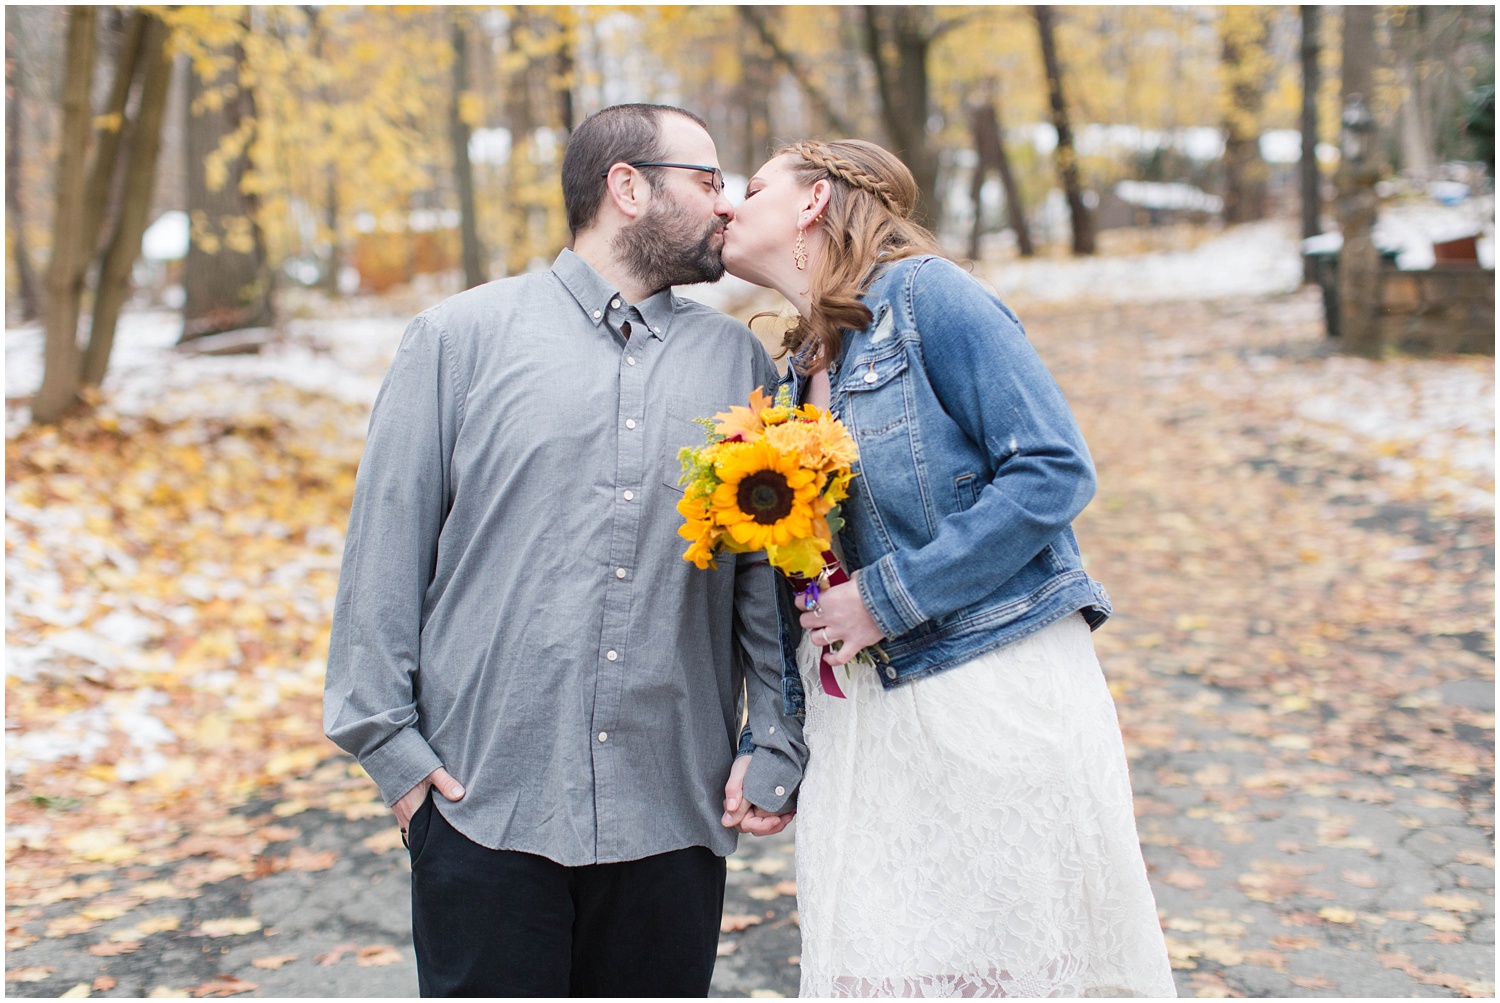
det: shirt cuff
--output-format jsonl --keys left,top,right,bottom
{"left": 741, "top": 747, "right": 801, "bottom": 814}
{"left": 856, "top": 554, "right": 926, "bottom": 638}
{"left": 362, "top": 726, "right": 445, "bottom": 807}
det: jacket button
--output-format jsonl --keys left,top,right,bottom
{"left": 864, "top": 370, "right": 879, "bottom": 383}
{"left": 885, "top": 666, "right": 897, "bottom": 679}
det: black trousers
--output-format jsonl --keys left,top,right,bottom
{"left": 407, "top": 794, "right": 727, "bottom": 997}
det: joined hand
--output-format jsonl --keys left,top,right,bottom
{"left": 721, "top": 754, "right": 794, "bottom": 836}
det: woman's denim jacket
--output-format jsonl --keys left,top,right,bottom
{"left": 774, "top": 254, "right": 1111, "bottom": 718}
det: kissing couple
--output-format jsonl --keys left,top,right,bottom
{"left": 326, "top": 103, "right": 1175, "bottom": 999}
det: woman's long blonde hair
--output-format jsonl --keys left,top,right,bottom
{"left": 777, "top": 139, "right": 943, "bottom": 375}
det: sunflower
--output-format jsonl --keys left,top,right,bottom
{"left": 710, "top": 440, "right": 823, "bottom": 552}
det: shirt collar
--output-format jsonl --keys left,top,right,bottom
{"left": 551, "top": 248, "right": 674, "bottom": 342}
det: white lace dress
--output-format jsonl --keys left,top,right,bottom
{"left": 793, "top": 612, "right": 1177, "bottom": 998}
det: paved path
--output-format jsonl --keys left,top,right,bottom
{"left": 6, "top": 288, "right": 1492, "bottom": 997}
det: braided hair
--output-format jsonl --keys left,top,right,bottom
{"left": 776, "top": 140, "right": 942, "bottom": 374}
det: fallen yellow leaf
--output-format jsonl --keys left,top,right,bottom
{"left": 195, "top": 917, "right": 262, "bottom": 938}
{"left": 361, "top": 828, "right": 405, "bottom": 855}
{"left": 355, "top": 945, "right": 402, "bottom": 967}
{"left": 250, "top": 954, "right": 298, "bottom": 971}
{"left": 6, "top": 966, "right": 55, "bottom": 983}
{"left": 1422, "top": 893, "right": 1482, "bottom": 912}
{"left": 1418, "top": 912, "right": 1466, "bottom": 933}
{"left": 1317, "top": 906, "right": 1357, "bottom": 924}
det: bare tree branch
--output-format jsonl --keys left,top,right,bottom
{"left": 736, "top": 7, "right": 854, "bottom": 136}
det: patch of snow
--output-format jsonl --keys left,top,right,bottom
{"left": 141, "top": 210, "right": 189, "bottom": 261}
{"left": 986, "top": 220, "right": 1304, "bottom": 306}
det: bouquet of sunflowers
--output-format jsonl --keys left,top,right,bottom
{"left": 676, "top": 384, "right": 857, "bottom": 579}
{"left": 677, "top": 385, "right": 878, "bottom": 698}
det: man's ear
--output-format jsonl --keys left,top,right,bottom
{"left": 603, "top": 163, "right": 646, "bottom": 221}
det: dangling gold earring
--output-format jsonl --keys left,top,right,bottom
{"left": 794, "top": 229, "right": 808, "bottom": 271}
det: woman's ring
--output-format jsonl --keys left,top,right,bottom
{"left": 818, "top": 627, "right": 831, "bottom": 647}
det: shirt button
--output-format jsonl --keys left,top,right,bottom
{"left": 652, "top": 326, "right": 661, "bottom": 334}
{"left": 606, "top": 650, "right": 618, "bottom": 661}
{"left": 625, "top": 418, "right": 636, "bottom": 429}
{"left": 864, "top": 370, "right": 879, "bottom": 383}
{"left": 615, "top": 567, "right": 627, "bottom": 579}
{"left": 768, "top": 725, "right": 776, "bottom": 735}
{"left": 592, "top": 309, "right": 602, "bottom": 320}
{"left": 774, "top": 785, "right": 786, "bottom": 797}
{"left": 598, "top": 731, "right": 608, "bottom": 743}
{"left": 626, "top": 356, "right": 637, "bottom": 366}
{"left": 610, "top": 298, "right": 621, "bottom": 309}
{"left": 885, "top": 666, "right": 897, "bottom": 679}
{"left": 622, "top": 490, "right": 635, "bottom": 501}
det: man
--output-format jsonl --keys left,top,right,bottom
{"left": 324, "top": 104, "right": 806, "bottom": 997}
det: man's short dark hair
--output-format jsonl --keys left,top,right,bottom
{"left": 561, "top": 104, "right": 709, "bottom": 236}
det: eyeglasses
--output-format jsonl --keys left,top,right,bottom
{"left": 601, "top": 161, "right": 726, "bottom": 194}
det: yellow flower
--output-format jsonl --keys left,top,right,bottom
{"left": 763, "top": 413, "right": 859, "bottom": 473}
{"left": 682, "top": 533, "right": 719, "bottom": 569}
{"left": 766, "top": 536, "right": 828, "bottom": 579}
{"left": 712, "top": 386, "right": 775, "bottom": 442}
{"left": 709, "top": 440, "right": 823, "bottom": 551}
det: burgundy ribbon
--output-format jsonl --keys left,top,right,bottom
{"left": 811, "top": 551, "right": 848, "bottom": 699}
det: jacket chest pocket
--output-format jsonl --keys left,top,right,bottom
{"left": 837, "top": 351, "right": 911, "bottom": 438}
{"left": 836, "top": 350, "right": 933, "bottom": 545}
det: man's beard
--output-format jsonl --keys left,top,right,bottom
{"left": 613, "top": 192, "right": 726, "bottom": 292}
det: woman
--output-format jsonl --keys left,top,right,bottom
{"left": 720, "top": 140, "right": 1176, "bottom": 999}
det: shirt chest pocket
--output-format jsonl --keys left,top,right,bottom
{"left": 663, "top": 394, "right": 717, "bottom": 492}
{"left": 837, "top": 350, "right": 912, "bottom": 438}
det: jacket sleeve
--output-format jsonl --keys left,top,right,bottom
{"left": 323, "top": 313, "right": 458, "bottom": 806}
{"left": 734, "top": 348, "right": 807, "bottom": 813}
{"left": 857, "top": 258, "right": 1097, "bottom": 637}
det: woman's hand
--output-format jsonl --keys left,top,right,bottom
{"left": 797, "top": 574, "right": 884, "bottom": 668}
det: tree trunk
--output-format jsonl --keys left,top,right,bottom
{"left": 1391, "top": 7, "right": 1436, "bottom": 175}
{"left": 305, "top": 6, "right": 342, "bottom": 297}
{"left": 1341, "top": 6, "right": 1376, "bottom": 111}
{"left": 554, "top": 16, "right": 575, "bottom": 135}
{"left": 1337, "top": 8, "right": 1383, "bottom": 358}
{"left": 451, "top": 18, "right": 485, "bottom": 290}
{"left": 81, "top": 14, "right": 172, "bottom": 388}
{"left": 739, "top": 24, "right": 775, "bottom": 169}
{"left": 861, "top": 6, "right": 940, "bottom": 230}
{"left": 1221, "top": 8, "right": 1271, "bottom": 225}
{"left": 969, "top": 93, "right": 1034, "bottom": 260}
{"left": 1301, "top": 5, "right": 1322, "bottom": 282}
{"left": 6, "top": 28, "right": 41, "bottom": 323}
{"left": 182, "top": 37, "right": 273, "bottom": 342}
{"left": 35, "top": 7, "right": 97, "bottom": 424}
{"left": 1033, "top": 5, "right": 1094, "bottom": 255}
{"left": 81, "top": 9, "right": 146, "bottom": 262}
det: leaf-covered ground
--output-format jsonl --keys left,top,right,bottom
{"left": 1040, "top": 290, "right": 1494, "bottom": 998}
{"left": 4, "top": 258, "right": 1493, "bottom": 996}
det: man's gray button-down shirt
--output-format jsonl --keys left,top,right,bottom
{"left": 324, "top": 249, "right": 807, "bottom": 865}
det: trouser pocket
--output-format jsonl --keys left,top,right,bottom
{"left": 405, "top": 790, "right": 435, "bottom": 867}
